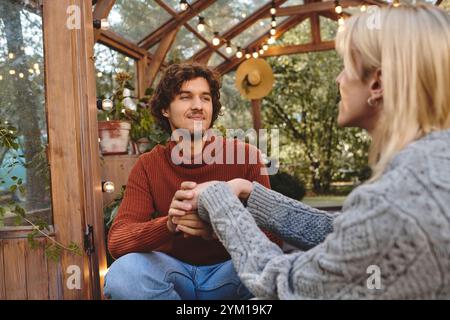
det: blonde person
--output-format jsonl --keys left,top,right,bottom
{"left": 171, "top": 4, "right": 450, "bottom": 299}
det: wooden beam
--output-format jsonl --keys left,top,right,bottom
{"left": 311, "top": 13, "right": 321, "bottom": 44}
{"left": 147, "top": 27, "right": 179, "bottom": 89}
{"left": 263, "top": 40, "right": 335, "bottom": 57}
{"left": 215, "top": 14, "right": 309, "bottom": 75}
{"left": 263, "top": 0, "right": 363, "bottom": 18}
{"left": 193, "top": 0, "right": 290, "bottom": 63}
{"left": 138, "top": 0, "right": 216, "bottom": 49}
{"left": 93, "top": 0, "right": 116, "bottom": 42}
{"left": 97, "top": 30, "right": 148, "bottom": 60}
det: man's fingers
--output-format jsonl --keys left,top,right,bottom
{"left": 170, "top": 199, "right": 192, "bottom": 212}
{"left": 181, "top": 181, "right": 197, "bottom": 190}
{"left": 168, "top": 208, "right": 186, "bottom": 217}
{"left": 176, "top": 224, "right": 210, "bottom": 238}
{"left": 173, "top": 189, "right": 195, "bottom": 201}
{"left": 173, "top": 218, "right": 205, "bottom": 229}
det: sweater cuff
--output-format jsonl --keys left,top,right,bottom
{"left": 198, "top": 182, "right": 237, "bottom": 223}
{"left": 247, "top": 182, "right": 277, "bottom": 226}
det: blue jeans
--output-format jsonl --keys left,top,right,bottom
{"left": 103, "top": 252, "right": 252, "bottom": 300}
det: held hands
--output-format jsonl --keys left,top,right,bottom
{"left": 167, "top": 181, "right": 219, "bottom": 240}
{"left": 167, "top": 179, "right": 254, "bottom": 239}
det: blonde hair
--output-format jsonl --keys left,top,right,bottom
{"left": 335, "top": 4, "right": 450, "bottom": 181}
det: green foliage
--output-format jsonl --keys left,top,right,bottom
{"left": 0, "top": 117, "right": 81, "bottom": 261}
{"left": 269, "top": 171, "right": 306, "bottom": 201}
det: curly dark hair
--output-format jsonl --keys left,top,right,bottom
{"left": 150, "top": 63, "right": 222, "bottom": 133}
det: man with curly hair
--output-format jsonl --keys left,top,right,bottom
{"left": 104, "top": 63, "right": 281, "bottom": 300}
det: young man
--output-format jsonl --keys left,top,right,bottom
{"left": 104, "top": 63, "right": 281, "bottom": 300}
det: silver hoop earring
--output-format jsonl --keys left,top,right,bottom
{"left": 367, "top": 97, "right": 376, "bottom": 107}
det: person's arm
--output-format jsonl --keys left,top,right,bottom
{"left": 243, "top": 146, "right": 283, "bottom": 247}
{"left": 246, "top": 182, "right": 338, "bottom": 249}
{"left": 197, "top": 182, "right": 422, "bottom": 299}
{"left": 107, "top": 159, "right": 174, "bottom": 259}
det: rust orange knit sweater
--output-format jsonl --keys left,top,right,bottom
{"left": 108, "top": 138, "right": 281, "bottom": 265}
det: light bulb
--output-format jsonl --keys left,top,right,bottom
{"left": 268, "top": 37, "right": 275, "bottom": 44}
{"left": 338, "top": 17, "right": 345, "bottom": 26}
{"left": 335, "top": 5, "right": 342, "bottom": 14}
{"left": 271, "top": 20, "right": 277, "bottom": 28}
{"left": 28, "top": 69, "right": 34, "bottom": 74}
{"left": 0, "top": 75, "right": 3, "bottom": 81}
{"left": 393, "top": 0, "right": 400, "bottom": 7}
{"left": 124, "top": 57, "right": 129, "bottom": 62}
{"left": 97, "top": 72, "right": 103, "bottom": 78}
{"left": 197, "top": 17, "right": 205, "bottom": 32}
{"left": 259, "top": 48, "right": 264, "bottom": 55}
{"left": 236, "top": 51, "right": 243, "bottom": 59}
{"left": 9, "top": 70, "right": 15, "bottom": 75}
{"left": 360, "top": 5, "right": 367, "bottom": 12}
{"left": 100, "top": 19, "right": 110, "bottom": 30}
{"left": 225, "top": 42, "right": 232, "bottom": 54}
{"left": 212, "top": 32, "right": 220, "bottom": 46}
{"left": 245, "top": 53, "right": 251, "bottom": 59}
{"left": 102, "top": 99, "right": 113, "bottom": 111}
{"left": 102, "top": 181, "right": 115, "bottom": 193}
{"left": 180, "top": 0, "right": 188, "bottom": 11}
{"left": 270, "top": 8, "right": 276, "bottom": 15}
{"left": 252, "top": 51, "right": 259, "bottom": 58}
{"left": 270, "top": 28, "right": 276, "bottom": 36}
{"left": 33, "top": 63, "right": 39, "bottom": 70}
{"left": 263, "top": 44, "right": 269, "bottom": 51}
{"left": 19, "top": 73, "right": 24, "bottom": 78}
{"left": 8, "top": 53, "right": 14, "bottom": 59}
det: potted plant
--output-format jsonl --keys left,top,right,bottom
{"left": 129, "top": 88, "right": 170, "bottom": 154}
{"left": 97, "top": 71, "right": 137, "bottom": 155}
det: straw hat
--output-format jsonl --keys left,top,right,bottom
{"left": 235, "top": 58, "right": 274, "bottom": 100}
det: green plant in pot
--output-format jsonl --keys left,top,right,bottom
{"left": 97, "top": 71, "right": 137, "bottom": 155}
{"left": 129, "top": 87, "right": 170, "bottom": 154}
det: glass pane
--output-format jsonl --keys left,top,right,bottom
{"left": 166, "top": 26, "right": 206, "bottom": 63}
{"left": 320, "top": 16, "right": 338, "bottom": 42}
{"left": 0, "top": 1, "right": 52, "bottom": 227}
{"left": 275, "top": 18, "right": 311, "bottom": 45}
{"left": 281, "top": 0, "right": 305, "bottom": 6}
{"left": 187, "top": 0, "right": 269, "bottom": 35}
{"left": 109, "top": 0, "right": 172, "bottom": 43}
{"left": 94, "top": 43, "right": 136, "bottom": 99}
{"left": 208, "top": 52, "right": 225, "bottom": 68}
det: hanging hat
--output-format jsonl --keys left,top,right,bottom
{"left": 235, "top": 58, "right": 274, "bottom": 100}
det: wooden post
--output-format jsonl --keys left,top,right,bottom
{"left": 251, "top": 99, "right": 262, "bottom": 132}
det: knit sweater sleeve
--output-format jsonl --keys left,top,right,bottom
{"left": 108, "top": 158, "right": 173, "bottom": 259}
{"left": 246, "top": 182, "right": 337, "bottom": 249}
{"left": 197, "top": 181, "right": 427, "bottom": 299}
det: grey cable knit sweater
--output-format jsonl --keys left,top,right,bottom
{"left": 198, "top": 129, "right": 450, "bottom": 299}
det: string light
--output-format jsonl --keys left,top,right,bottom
{"left": 393, "top": 0, "right": 400, "bottom": 7}
{"left": 28, "top": 68, "right": 34, "bottom": 74}
{"left": 33, "top": 63, "right": 39, "bottom": 70}
{"left": 338, "top": 16, "right": 345, "bottom": 26}
{"left": 360, "top": 4, "right": 367, "bottom": 12}
{"left": 259, "top": 48, "right": 264, "bottom": 55}
{"left": 270, "top": 28, "right": 276, "bottom": 36}
{"left": 102, "top": 99, "right": 113, "bottom": 111}
{"left": 97, "top": 72, "right": 103, "bottom": 78}
{"left": 245, "top": 53, "right": 251, "bottom": 59}
{"left": 270, "top": 0, "right": 276, "bottom": 15}
{"left": 271, "top": 15, "right": 277, "bottom": 28}
{"left": 93, "top": 18, "right": 110, "bottom": 30}
{"left": 35, "top": 69, "right": 40, "bottom": 75}
{"left": 179, "top": 0, "right": 188, "bottom": 11}
{"left": 236, "top": 47, "right": 243, "bottom": 58}
{"left": 8, "top": 53, "right": 14, "bottom": 59}
{"left": 212, "top": 32, "right": 220, "bottom": 46}
{"left": 334, "top": 1, "right": 343, "bottom": 14}
{"left": 225, "top": 41, "right": 233, "bottom": 54}
{"left": 197, "top": 16, "right": 205, "bottom": 32}
{"left": 252, "top": 50, "right": 259, "bottom": 58}
{"left": 19, "top": 73, "right": 24, "bottom": 78}
{"left": 9, "top": 70, "right": 15, "bottom": 75}
{"left": 102, "top": 181, "right": 115, "bottom": 193}
{"left": 262, "top": 44, "right": 269, "bottom": 51}
{"left": 124, "top": 56, "right": 129, "bottom": 62}
{"left": 268, "top": 36, "right": 275, "bottom": 44}
{"left": 0, "top": 75, "right": 3, "bottom": 81}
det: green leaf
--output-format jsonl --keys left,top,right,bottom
{"left": 9, "top": 185, "right": 17, "bottom": 193}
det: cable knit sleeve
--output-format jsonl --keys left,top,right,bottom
{"left": 198, "top": 181, "right": 438, "bottom": 299}
{"left": 246, "top": 182, "right": 337, "bottom": 249}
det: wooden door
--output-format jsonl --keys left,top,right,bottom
{"left": 0, "top": 0, "right": 106, "bottom": 299}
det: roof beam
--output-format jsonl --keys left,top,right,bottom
{"left": 138, "top": 0, "right": 216, "bottom": 50}
{"left": 192, "top": 0, "right": 290, "bottom": 63}
{"left": 263, "top": 40, "right": 335, "bottom": 57}
{"left": 215, "top": 14, "right": 309, "bottom": 75}
{"left": 147, "top": 27, "right": 179, "bottom": 89}
{"left": 97, "top": 30, "right": 148, "bottom": 60}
